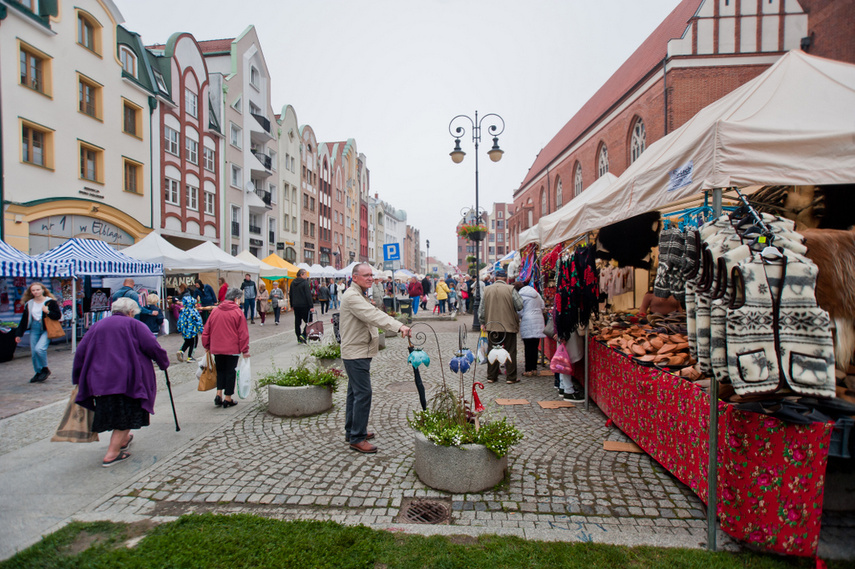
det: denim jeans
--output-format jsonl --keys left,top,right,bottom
{"left": 409, "top": 296, "right": 420, "bottom": 315}
{"left": 330, "top": 295, "right": 338, "bottom": 309}
{"left": 343, "top": 358, "right": 372, "bottom": 444}
{"left": 29, "top": 318, "right": 49, "bottom": 374}
{"left": 243, "top": 299, "right": 256, "bottom": 321}
{"left": 438, "top": 299, "right": 447, "bottom": 313}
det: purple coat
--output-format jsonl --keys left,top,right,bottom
{"left": 72, "top": 314, "right": 170, "bottom": 414}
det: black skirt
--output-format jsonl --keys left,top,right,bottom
{"left": 91, "top": 394, "right": 150, "bottom": 432}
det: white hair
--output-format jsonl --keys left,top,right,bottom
{"left": 111, "top": 297, "right": 141, "bottom": 317}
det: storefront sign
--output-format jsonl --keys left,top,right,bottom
{"left": 29, "top": 215, "right": 134, "bottom": 252}
{"left": 666, "top": 160, "right": 693, "bottom": 192}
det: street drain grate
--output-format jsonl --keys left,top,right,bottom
{"left": 397, "top": 498, "right": 451, "bottom": 524}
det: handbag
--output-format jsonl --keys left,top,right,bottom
{"left": 198, "top": 351, "right": 217, "bottom": 391}
{"left": 51, "top": 385, "right": 99, "bottom": 443}
{"left": 543, "top": 315, "right": 555, "bottom": 338}
{"left": 44, "top": 315, "right": 65, "bottom": 340}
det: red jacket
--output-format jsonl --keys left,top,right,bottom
{"left": 407, "top": 282, "right": 424, "bottom": 297}
{"left": 218, "top": 283, "right": 228, "bottom": 303}
{"left": 201, "top": 301, "right": 249, "bottom": 355}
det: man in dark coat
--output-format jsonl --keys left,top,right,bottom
{"left": 420, "top": 275, "right": 432, "bottom": 311}
{"left": 289, "top": 269, "right": 314, "bottom": 343}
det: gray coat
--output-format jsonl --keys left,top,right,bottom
{"left": 517, "top": 285, "right": 545, "bottom": 339}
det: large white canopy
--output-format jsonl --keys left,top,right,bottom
{"left": 557, "top": 50, "right": 855, "bottom": 240}
{"left": 121, "top": 232, "right": 209, "bottom": 272}
{"left": 185, "top": 241, "right": 258, "bottom": 274}
{"left": 336, "top": 261, "right": 360, "bottom": 278}
{"left": 538, "top": 172, "right": 617, "bottom": 247}
{"left": 235, "top": 250, "right": 287, "bottom": 279}
{"left": 518, "top": 226, "right": 540, "bottom": 249}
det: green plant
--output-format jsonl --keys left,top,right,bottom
{"left": 408, "top": 387, "right": 523, "bottom": 458}
{"left": 309, "top": 341, "right": 341, "bottom": 360}
{"left": 257, "top": 360, "right": 341, "bottom": 392}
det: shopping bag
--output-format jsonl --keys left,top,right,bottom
{"left": 197, "top": 351, "right": 217, "bottom": 391}
{"left": 44, "top": 316, "right": 65, "bottom": 340}
{"left": 160, "top": 318, "right": 170, "bottom": 335}
{"left": 51, "top": 385, "right": 99, "bottom": 443}
{"left": 236, "top": 356, "right": 252, "bottom": 399}
{"left": 550, "top": 342, "right": 573, "bottom": 375}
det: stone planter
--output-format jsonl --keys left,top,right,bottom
{"left": 316, "top": 357, "right": 341, "bottom": 369}
{"left": 385, "top": 329, "right": 397, "bottom": 338}
{"left": 413, "top": 431, "right": 508, "bottom": 493}
{"left": 267, "top": 384, "right": 332, "bottom": 417}
{"left": 378, "top": 334, "right": 386, "bottom": 349}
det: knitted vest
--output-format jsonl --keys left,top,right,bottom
{"left": 725, "top": 252, "right": 835, "bottom": 397}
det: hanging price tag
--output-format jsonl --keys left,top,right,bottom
{"left": 758, "top": 236, "right": 767, "bottom": 244}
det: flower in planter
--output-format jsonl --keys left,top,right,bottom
{"left": 456, "top": 223, "right": 488, "bottom": 238}
{"left": 257, "top": 359, "right": 342, "bottom": 392}
{"left": 310, "top": 341, "right": 341, "bottom": 360}
{"left": 487, "top": 346, "right": 511, "bottom": 365}
{"left": 408, "top": 348, "right": 431, "bottom": 369}
{"left": 449, "top": 354, "right": 471, "bottom": 374}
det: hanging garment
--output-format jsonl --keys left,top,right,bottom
{"left": 653, "top": 227, "right": 687, "bottom": 303}
{"left": 726, "top": 252, "right": 835, "bottom": 398}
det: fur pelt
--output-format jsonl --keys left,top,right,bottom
{"left": 783, "top": 184, "right": 855, "bottom": 230}
{"left": 799, "top": 227, "right": 855, "bottom": 370}
{"left": 595, "top": 211, "right": 660, "bottom": 269}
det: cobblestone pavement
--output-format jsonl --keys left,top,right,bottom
{"left": 80, "top": 326, "right": 729, "bottom": 550}
{"left": 3, "top": 308, "right": 852, "bottom": 559}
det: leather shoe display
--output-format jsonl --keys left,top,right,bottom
{"left": 349, "top": 440, "right": 378, "bottom": 454}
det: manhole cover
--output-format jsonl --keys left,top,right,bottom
{"left": 386, "top": 381, "right": 427, "bottom": 393}
{"left": 396, "top": 498, "right": 451, "bottom": 524}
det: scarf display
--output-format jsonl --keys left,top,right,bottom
{"left": 553, "top": 245, "right": 600, "bottom": 341}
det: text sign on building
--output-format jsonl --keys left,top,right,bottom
{"left": 383, "top": 243, "right": 400, "bottom": 261}
{"left": 28, "top": 215, "right": 134, "bottom": 254}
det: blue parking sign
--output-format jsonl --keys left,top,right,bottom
{"left": 383, "top": 243, "right": 400, "bottom": 261}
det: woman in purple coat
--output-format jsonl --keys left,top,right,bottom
{"left": 72, "top": 297, "right": 170, "bottom": 467}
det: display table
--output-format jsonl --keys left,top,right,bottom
{"left": 589, "top": 340, "right": 833, "bottom": 557}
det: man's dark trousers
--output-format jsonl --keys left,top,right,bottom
{"left": 343, "top": 358, "right": 372, "bottom": 444}
{"left": 294, "top": 306, "right": 310, "bottom": 342}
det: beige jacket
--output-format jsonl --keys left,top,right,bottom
{"left": 340, "top": 283, "right": 402, "bottom": 359}
{"left": 479, "top": 281, "right": 523, "bottom": 334}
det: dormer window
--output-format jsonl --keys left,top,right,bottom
{"left": 119, "top": 46, "right": 136, "bottom": 77}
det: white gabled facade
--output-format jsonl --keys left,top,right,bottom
{"left": 276, "top": 104, "right": 301, "bottom": 263}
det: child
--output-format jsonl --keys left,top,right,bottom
{"left": 176, "top": 296, "right": 204, "bottom": 362}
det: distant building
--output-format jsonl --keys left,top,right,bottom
{"left": 276, "top": 105, "right": 301, "bottom": 263}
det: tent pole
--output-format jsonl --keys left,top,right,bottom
{"left": 71, "top": 277, "right": 77, "bottom": 354}
{"left": 583, "top": 231, "right": 590, "bottom": 412}
{"left": 706, "top": 187, "right": 723, "bottom": 551}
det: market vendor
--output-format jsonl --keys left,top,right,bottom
{"left": 638, "top": 290, "right": 683, "bottom": 316}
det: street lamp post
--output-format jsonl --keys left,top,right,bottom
{"left": 425, "top": 239, "right": 430, "bottom": 275}
{"left": 449, "top": 111, "right": 504, "bottom": 330}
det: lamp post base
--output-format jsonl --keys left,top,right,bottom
{"left": 471, "top": 298, "right": 480, "bottom": 330}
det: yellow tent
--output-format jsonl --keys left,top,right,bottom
{"left": 262, "top": 253, "right": 299, "bottom": 279}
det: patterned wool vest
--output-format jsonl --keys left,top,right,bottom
{"left": 725, "top": 251, "right": 835, "bottom": 397}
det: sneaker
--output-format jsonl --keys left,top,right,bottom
{"left": 564, "top": 391, "right": 584, "bottom": 401}
{"left": 187, "top": 356, "right": 197, "bottom": 363}
{"left": 259, "top": 323, "right": 263, "bottom": 326}
{"left": 176, "top": 351, "right": 185, "bottom": 362}
{"left": 275, "top": 322, "right": 279, "bottom": 325}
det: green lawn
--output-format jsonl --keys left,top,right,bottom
{"left": 1, "top": 514, "right": 839, "bottom": 569}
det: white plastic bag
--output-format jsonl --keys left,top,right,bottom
{"left": 160, "top": 319, "right": 170, "bottom": 335}
{"left": 236, "top": 356, "right": 252, "bottom": 399}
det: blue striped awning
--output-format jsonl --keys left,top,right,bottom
{"left": 0, "top": 240, "right": 72, "bottom": 278}
{"left": 35, "top": 238, "right": 162, "bottom": 276}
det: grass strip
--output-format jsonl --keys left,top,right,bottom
{"left": 0, "top": 514, "right": 840, "bottom": 569}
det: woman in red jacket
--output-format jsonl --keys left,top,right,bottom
{"left": 201, "top": 287, "right": 250, "bottom": 408}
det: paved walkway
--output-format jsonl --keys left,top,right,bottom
{"left": 1, "top": 307, "right": 852, "bottom": 561}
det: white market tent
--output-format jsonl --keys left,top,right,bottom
{"left": 394, "top": 268, "right": 414, "bottom": 279}
{"left": 235, "top": 250, "right": 288, "bottom": 279}
{"left": 336, "top": 261, "right": 360, "bottom": 278}
{"left": 185, "top": 241, "right": 259, "bottom": 274}
{"left": 121, "top": 232, "right": 207, "bottom": 272}
{"left": 308, "top": 264, "right": 325, "bottom": 278}
{"left": 556, "top": 50, "right": 855, "bottom": 241}
{"left": 315, "top": 265, "right": 338, "bottom": 279}
{"left": 518, "top": 226, "right": 540, "bottom": 249}
{"left": 538, "top": 172, "right": 618, "bottom": 247}
{"left": 296, "top": 263, "right": 312, "bottom": 275}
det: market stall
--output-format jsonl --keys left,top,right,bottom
{"left": 34, "top": 238, "right": 163, "bottom": 351}
{"left": 530, "top": 50, "right": 855, "bottom": 557}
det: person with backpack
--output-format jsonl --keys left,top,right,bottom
{"left": 239, "top": 274, "right": 257, "bottom": 324}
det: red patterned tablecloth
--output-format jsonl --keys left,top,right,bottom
{"left": 589, "top": 340, "right": 833, "bottom": 557}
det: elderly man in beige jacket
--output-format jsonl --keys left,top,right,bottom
{"left": 340, "top": 263, "right": 411, "bottom": 453}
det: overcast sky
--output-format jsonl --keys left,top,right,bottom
{"left": 115, "top": 0, "right": 681, "bottom": 266}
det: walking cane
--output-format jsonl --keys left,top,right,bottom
{"left": 163, "top": 369, "right": 180, "bottom": 431}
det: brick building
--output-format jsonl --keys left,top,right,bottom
{"left": 509, "top": 0, "right": 855, "bottom": 249}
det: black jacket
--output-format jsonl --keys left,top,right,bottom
{"left": 290, "top": 277, "right": 313, "bottom": 309}
{"left": 16, "top": 298, "right": 62, "bottom": 338}
{"left": 421, "top": 277, "right": 431, "bottom": 294}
